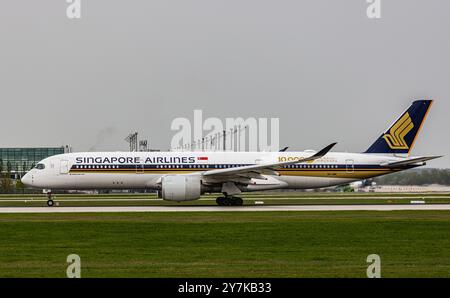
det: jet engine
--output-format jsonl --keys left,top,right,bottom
{"left": 161, "top": 175, "right": 202, "bottom": 201}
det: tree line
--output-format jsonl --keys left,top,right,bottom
{"left": 0, "top": 159, "right": 31, "bottom": 194}
{"left": 374, "top": 168, "right": 450, "bottom": 186}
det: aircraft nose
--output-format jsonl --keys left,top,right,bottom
{"left": 21, "top": 173, "right": 33, "bottom": 187}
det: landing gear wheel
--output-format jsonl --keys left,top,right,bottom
{"left": 216, "top": 196, "right": 243, "bottom": 206}
{"left": 233, "top": 197, "right": 243, "bottom": 206}
{"left": 224, "top": 197, "right": 232, "bottom": 206}
{"left": 216, "top": 197, "right": 225, "bottom": 206}
{"left": 46, "top": 191, "right": 55, "bottom": 207}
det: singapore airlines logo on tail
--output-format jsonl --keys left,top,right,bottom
{"left": 382, "top": 112, "right": 414, "bottom": 150}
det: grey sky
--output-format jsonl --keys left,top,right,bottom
{"left": 1, "top": 0, "right": 449, "bottom": 167}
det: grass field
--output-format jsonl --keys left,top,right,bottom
{"left": 0, "top": 210, "right": 448, "bottom": 277}
{"left": 1, "top": 192, "right": 450, "bottom": 207}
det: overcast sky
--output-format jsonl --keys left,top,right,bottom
{"left": 1, "top": 0, "right": 449, "bottom": 167}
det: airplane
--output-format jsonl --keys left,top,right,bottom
{"left": 22, "top": 99, "right": 441, "bottom": 207}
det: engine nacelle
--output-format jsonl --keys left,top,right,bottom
{"left": 161, "top": 175, "right": 202, "bottom": 201}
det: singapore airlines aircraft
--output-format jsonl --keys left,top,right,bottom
{"left": 22, "top": 100, "right": 440, "bottom": 206}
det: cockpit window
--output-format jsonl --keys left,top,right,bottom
{"left": 35, "top": 163, "right": 45, "bottom": 170}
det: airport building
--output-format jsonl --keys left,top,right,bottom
{"left": 0, "top": 146, "right": 69, "bottom": 178}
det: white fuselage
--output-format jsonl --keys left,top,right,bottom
{"left": 22, "top": 151, "right": 413, "bottom": 192}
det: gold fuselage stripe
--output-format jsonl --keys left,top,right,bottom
{"left": 69, "top": 167, "right": 398, "bottom": 179}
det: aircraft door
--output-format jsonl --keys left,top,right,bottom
{"left": 60, "top": 160, "right": 70, "bottom": 174}
{"left": 345, "top": 159, "right": 354, "bottom": 173}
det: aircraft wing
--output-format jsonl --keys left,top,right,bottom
{"left": 381, "top": 156, "right": 442, "bottom": 168}
{"left": 202, "top": 142, "right": 337, "bottom": 177}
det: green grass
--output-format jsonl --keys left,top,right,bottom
{"left": 1, "top": 192, "right": 450, "bottom": 207}
{"left": 0, "top": 211, "right": 449, "bottom": 277}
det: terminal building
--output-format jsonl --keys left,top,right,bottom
{"left": 0, "top": 146, "right": 69, "bottom": 178}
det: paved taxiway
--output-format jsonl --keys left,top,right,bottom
{"left": 0, "top": 204, "right": 449, "bottom": 213}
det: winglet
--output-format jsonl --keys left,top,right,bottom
{"left": 293, "top": 142, "right": 337, "bottom": 164}
{"left": 312, "top": 142, "right": 337, "bottom": 159}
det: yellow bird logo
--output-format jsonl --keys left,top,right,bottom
{"left": 382, "top": 112, "right": 414, "bottom": 150}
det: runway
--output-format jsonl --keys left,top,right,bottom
{"left": 0, "top": 204, "right": 450, "bottom": 213}
{"left": 1, "top": 195, "right": 450, "bottom": 202}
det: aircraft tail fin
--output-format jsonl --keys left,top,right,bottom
{"left": 365, "top": 99, "right": 433, "bottom": 155}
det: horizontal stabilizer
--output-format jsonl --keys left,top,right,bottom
{"left": 381, "top": 156, "right": 442, "bottom": 168}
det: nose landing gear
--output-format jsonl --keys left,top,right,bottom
{"left": 46, "top": 191, "right": 55, "bottom": 207}
{"left": 216, "top": 196, "right": 243, "bottom": 206}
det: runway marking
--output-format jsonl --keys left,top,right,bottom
{"left": 0, "top": 205, "right": 449, "bottom": 213}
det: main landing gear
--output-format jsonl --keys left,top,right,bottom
{"left": 46, "top": 191, "right": 54, "bottom": 207}
{"left": 216, "top": 196, "right": 243, "bottom": 206}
